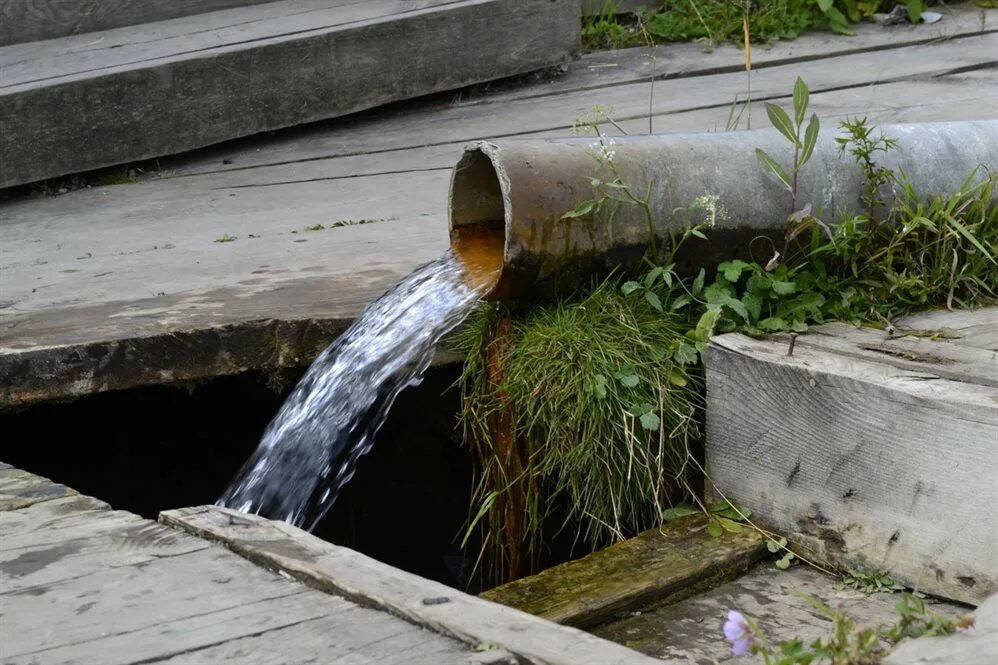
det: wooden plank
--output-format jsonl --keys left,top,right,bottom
{"left": 897, "top": 307, "right": 998, "bottom": 351}
{"left": 1, "top": 546, "right": 313, "bottom": 657}
{"left": 0, "top": 0, "right": 580, "bottom": 187}
{"left": 166, "top": 34, "right": 998, "bottom": 176}
{"left": 501, "top": 2, "right": 996, "bottom": 104}
{"left": 1, "top": 515, "right": 211, "bottom": 593}
{"left": 0, "top": 467, "right": 79, "bottom": 510}
{"left": 593, "top": 564, "right": 967, "bottom": 663}
{"left": 3, "top": 70, "right": 996, "bottom": 406}
{"left": 775, "top": 318, "right": 998, "bottom": 388}
{"left": 147, "top": 610, "right": 516, "bottom": 665}
{"left": 0, "top": 0, "right": 285, "bottom": 46}
{"left": 162, "top": 505, "right": 664, "bottom": 665}
{"left": 480, "top": 515, "right": 767, "bottom": 627}
{"left": 704, "top": 331, "right": 998, "bottom": 604}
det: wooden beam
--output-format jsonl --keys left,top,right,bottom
{"left": 0, "top": 0, "right": 580, "bottom": 188}
{"left": 704, "top": 314, "right": 998, "bottom": 604}
{"left": 480, "top": 515, "right": 767, "bottom": 627}
{"left": 0, "top": 0, "right": 281, "bottom": 46}
{"left": 162, "top": 504, "right": 664, "bottom": 665}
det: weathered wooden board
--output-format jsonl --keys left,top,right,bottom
{"left": 481, "top": 515, "right": 767, "bottom": 627}
{"left": 152, "top": 612, "right": 517, "bottom": 665}
{"left": 1, "top": 512, "right": 210, "bottom": 593}
{"left": 162, "top": 505, "right": 663, "bottom": 665}
{"left": 167, "top": 33, "right": 998, "bottom": 176}
{"left": 0, "top": 0, "right": 580, "bottom": 187}
{"left": 771, "top": 319, "right": 998, "bottom": 388}
{"left": 0, "top": 467, "right": 508, "bottom": 665}
{"left": 496, "top": 3, "right": 996, "bottom": 105}
{"left": 704, "top": 323, "right": 998, "bottom": 604}
{"left": 898, "top": 307, "right": 998, "bottom": 351}
{"left": 0, "top": 467, "right": 79, "bottom": 510}
{"left": 885, "top": 592, "right": 998, "bottom": 665}
{"left": 2, "top": 21, "right": 995, "bottom": 406}
{"left": 594, "top": 564, "right": 967, "bottom": 663}
{"left": 0, "top": 0, "right": 283, "bottom": 46}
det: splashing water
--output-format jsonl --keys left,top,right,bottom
{"left": 218, "top": 250, "right": 491, "bottom": 530}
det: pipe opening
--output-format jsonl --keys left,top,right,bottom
{"left": 449, "top": 146, "right": 507, "bottom": 297}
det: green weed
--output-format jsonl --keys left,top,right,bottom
{"left": 581, "top": 0, "right": 931, "bottom": 50}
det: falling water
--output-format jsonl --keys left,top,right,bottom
{"left": 219, "top": 240, "right": 500, "bottom": 530}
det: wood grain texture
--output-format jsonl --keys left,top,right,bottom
{"left": 0, "top": 467, "right": 496, "bottom": 665}
{"left": 0, "top": 0, "right": 580, "bottom": 187}
{"left": 481, "top": 515, "right": 767, "bottom": 627}
{"left": 2, "top": 16, "right": 995, "bottom": 406}
{"left": 704, "top": 326, "right": 998, "bottom": 604}
{"left": 594, "top": 564, "right": 967, "bottom": 663}
{"left": 0, "top": 467, "right": 79, "bottom": 510}
{"left": 0, "top": 0, "right": 285, "bottom": 46}
{"left": 162, "top": 505, "right": 664, "bottom": 665}
{"left": 897, "top": 308, "right": 998, "bottom": 351}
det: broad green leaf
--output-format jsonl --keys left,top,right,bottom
{"left": 694, "top": 308, "right": 720, "bottom": 342}
{"left": 674, "top": 341, "right": 699, "bottom": 366}
{"left": 616, "top": 372, "right": 639, "bottom": 388}
{"left": 765, "top": 103, "right": 798, "bottom": 146}
{"left": 671, "top": 293, "right": 692, "bottom": 311}
{"left": 772, "top": 280, "right": 797, "bottom": 295}
{"left": 746, "top": 271, "right": 770, "bottom": 295}
{"left": 800, "top": 113, "right": 820, "bottom": 168}
{"left": 662, "top": 504, "right": 700, "bottom": 520}
{"left": 817, "top": 0, "right": 833, "bottom": 10}
{"left": 668, "top": 367, "right": 688, "bottom": 387}
{"left": 776, "top": 554, "right": 792, "bottom": 569}
{"left": 719, "top": 259, "right": 751, "bottom": 282}
{"left": 692, "top": 268, "right": 706, "bottom": 295}
{"left": 644, "top": 266, "right": 664, "bottom": 288}
{"left": 767, "top": 539, "right": 782, "bottom": 553}
{"left": 561, "top": 199, "right": 597, "bottom": 219}
{"left": 591, "top": 374, "right": 608, "bottom": 399}
{"left": 722, "top": 295, "right": 750, "bottom": 323}
{"left": 741, "top": 292, "right": 762, "bottom": 321}
{"left": 792, "top": 77, "right": 809, "bottom": 125}
{"left": 907, "top": 0, "right": 924, "bottom": 22}
{"left": 717, "top": 517, "right": 744, "bottom": 533}
{"left": 645, "top": 290, "right": 663, "bottom": 312}
{"left": 758, "top": 317, "right": 789, "bottom": 332}
{"left": 621, "top": 280, "right": 642, "bottom": 295}
{"left": 706, "top": 519, "right": 724, "bottom": 538}
{"left": 640, "top": 411, "right": 661, "bottom": 431}
{"left": 756, "top": 149, "right": 792, "bottom": 190}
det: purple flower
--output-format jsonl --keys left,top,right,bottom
{"left": 723, "top": 609, "right": 753, "bottom": 657}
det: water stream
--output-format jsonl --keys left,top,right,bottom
{"left": 219, "top": 244, "right": 498, "bottom": 530}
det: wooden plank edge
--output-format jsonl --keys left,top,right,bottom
{"left": 0, "top": 316, "right": 464, "bottom": 410}
{"left": 480, "top": 515, "right": 768, "bottom": 628}
{"left": 160, "top": 505, "right": 663, "bottom": 665}
{"left": 773, "top": 318, "right": 998, "bottom": 388}
{"left": 0, "top": 465, "right": 111, "bottom": 512}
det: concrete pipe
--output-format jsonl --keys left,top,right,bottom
{"left": 448, "top": 120, "right": 998, "bottom": 300}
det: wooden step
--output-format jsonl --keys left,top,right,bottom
{"left": 0, "top": 0, "right": 282, "bottom": 46}
{"left": 480, "top": 515, "right": 768, "bottom": 628}
{"left": 0, "top": 0, "right": 579, "bottom": 188}
{"left": 704, "top": 308, "right": 998, "bottom": 605}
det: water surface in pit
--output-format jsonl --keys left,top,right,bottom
{"left": 219, "top": 245, "right": 500, "bottom": 530}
